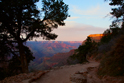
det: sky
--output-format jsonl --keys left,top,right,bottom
{"left": 36, "top": 0, "right": 113, "bottom": 41}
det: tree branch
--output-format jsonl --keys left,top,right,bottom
{"left": 22, "top": 29, "right": 35, "bottom": 42}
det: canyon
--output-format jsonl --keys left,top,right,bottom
{"left": 26, "top": 41, "right": 82, "bottom": 71}
{"left": 27, "top": 34, "right": 103, "bottom": 71}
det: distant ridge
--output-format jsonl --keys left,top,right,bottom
{"left": 28, "top": 41, "right": 82, "bottom": 43}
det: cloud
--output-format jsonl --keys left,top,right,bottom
{"left": 72, "top": 5, "right": 100, "bottom": 15}
{"left": 34, "top": 21, "right": 108, "bottom": 41}
{"left": 51, "top": 21, "right": 107, "bottom": 41}
{"left": 34, "top": 2, "right": 111, "bottom": 41}
{"left": 71, "top": 3, "right": 111, "bottom": 18}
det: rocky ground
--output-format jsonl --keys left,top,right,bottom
{"left": 1, "top": 60, "right": 124, "bottom": 83}
{"left": 33, "top": 60, "right": 124, "bottom": 83}
{"left": 34, "top": 61, "right": 100, "bottom": 83}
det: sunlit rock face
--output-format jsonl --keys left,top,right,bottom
{"left": 88, "top": 34, "right": 104, "bottom": 42}
{"left": 82, "top": 34, "right": 104, "bottom": 45}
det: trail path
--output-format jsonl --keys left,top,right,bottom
{"left": 34, "top": 61, "right": 100, "bottom": 83}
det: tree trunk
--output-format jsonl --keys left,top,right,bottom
{"left": 18, "top": 41, "right": 28, "bottom": 73}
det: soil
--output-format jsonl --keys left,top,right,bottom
{"left": 34, "top": 61, "right": 100, "bottom": 83}
{"left": 33, "top": 60, "right": 124, "bottom": 83}
{"left": 2, "top": 60, "right": 124, "bottom": 83}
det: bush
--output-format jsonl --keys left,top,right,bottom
{"left": 68, "top": 37, "right": 97, "bottom": 63}
{"left": 97, "top": 35, "right": 124, "bottom": 76}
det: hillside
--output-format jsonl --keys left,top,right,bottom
{"left": 98, "top": 35, "right": 124, "bottom": 76}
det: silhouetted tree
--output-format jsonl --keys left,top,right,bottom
{"left": 105, "top": 0, "right": 124, "bottom": 28}
{"left": 8, "top": 45, "right": 34, "bottom": 75}
{"left": 100, "top": 27, "right": 121, "bottom": 43}
{"left": 70, "top": 37, "right": 94, "bottom": 63}
{"left": 0, "top": 0, "right": 69, "bottom": 73}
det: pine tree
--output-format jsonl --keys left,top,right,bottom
{"left": 0, "top": 0, "right": 69, "bottom": 73}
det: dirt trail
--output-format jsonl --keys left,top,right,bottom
{"left": 34, "top": 61, "right": 100, "bottom": 83}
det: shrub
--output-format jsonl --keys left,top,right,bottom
{"left": 68, "top": 37, "right": 97, "bottom": 63}
{"left": 98, "top": 35, "right": 124, "bottom": 76}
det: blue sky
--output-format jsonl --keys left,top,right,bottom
{"left": 36, "top": 0, "right": 113, "bottom": 41}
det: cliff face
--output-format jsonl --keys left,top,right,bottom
{"left": 82, "top": 34, "right": 104, "bottom": 45}
{"left": 88, "top": 34, "right": 104, "bottom": 42}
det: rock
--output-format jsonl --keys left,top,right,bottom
{"left": 75, "top": 69, "right": 88, "bottom": 78}
{"left": 87, "top": 74, "right": 92, "bottom": 78}
{"left": 87, "top": 67, "right": 96, "bottom": 71}
{"left": 79, "top": 70, "right": 88, "bottom": 74}
{"left": 70, "top": 74, "right": 87, "bottom": 83}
